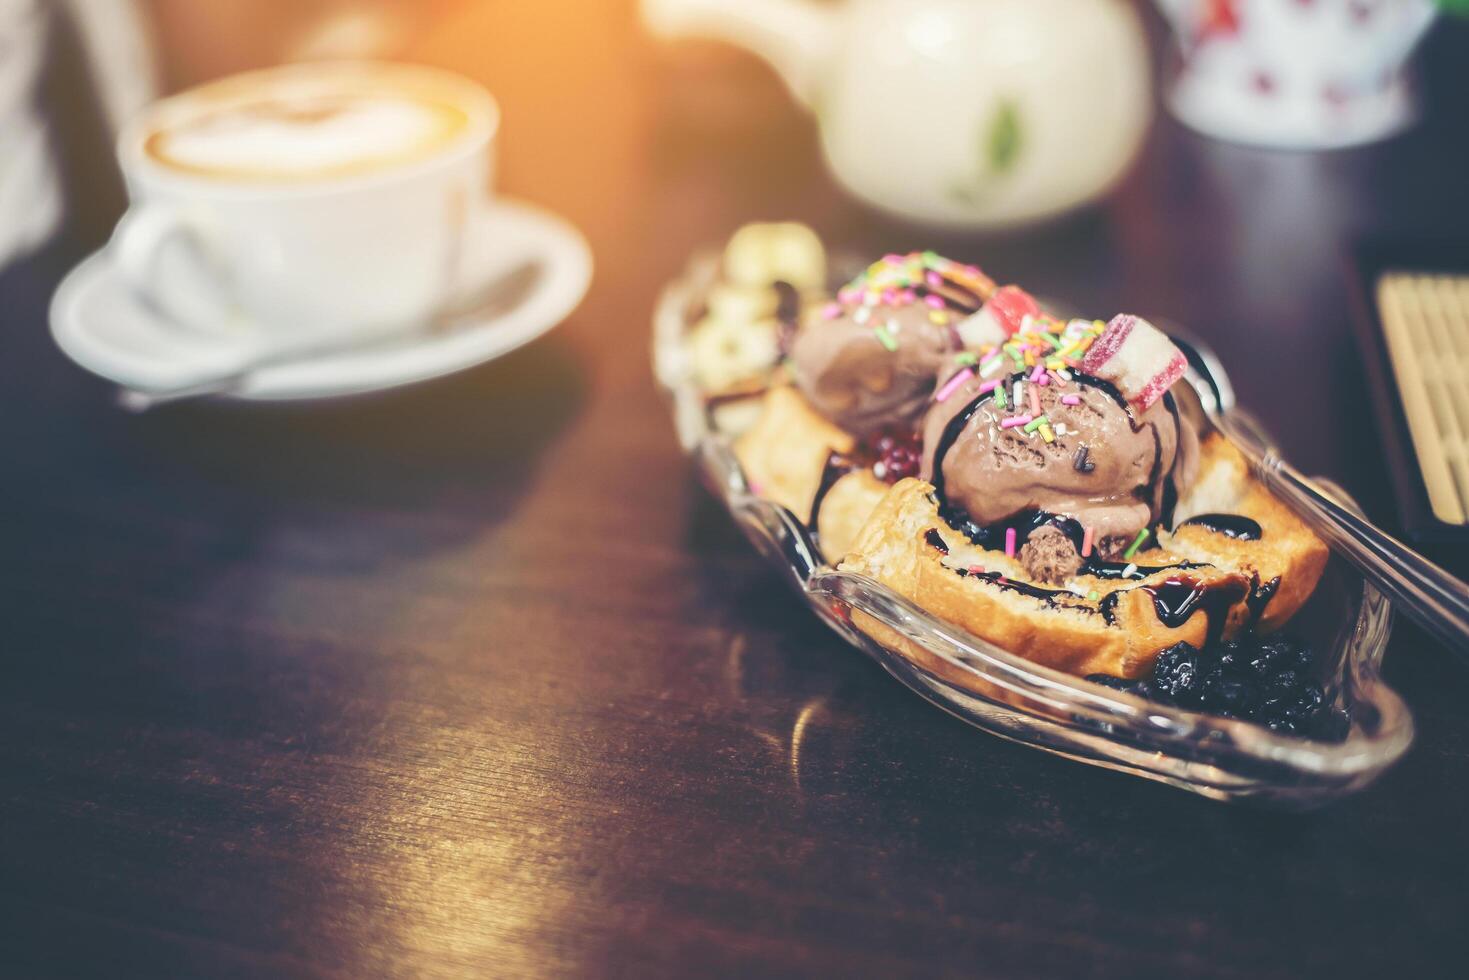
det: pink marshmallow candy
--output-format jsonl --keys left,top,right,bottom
{"left": 1080, "top": 314, "right": 1187, "bottom": 411}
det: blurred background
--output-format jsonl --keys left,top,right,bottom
{"left": 3, "top": 0, "right": 1467, "bottom": 521}
{"left": 8, "top": 2, "right": 1459, "bottom": 465}
{"left": 5, "top": 3, "right": 1469, "bottom": 975}
{"left": 10, "top": 0, "right": 1468, "bottom": 269}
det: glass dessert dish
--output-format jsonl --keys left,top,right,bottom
{"left": 653, "top": 251, "right": 1414, "bottom": 807}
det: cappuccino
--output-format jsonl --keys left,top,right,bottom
{"left": 112, "top": 62, "right": 499, "bottom": 337}
{"left": 140, "top": 65, "right": 479, "bottom": 182}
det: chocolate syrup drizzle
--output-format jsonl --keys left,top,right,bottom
{"left": 1247, "top": 575, "right": 1281, "bottom": 628}
{"left": 1097, "top": 576, "right": 1248, "bottom": 647}
{"left": 954, "top": 568, "right": 1084, "bottom": 605}
{"left": 1182, "top": 513, "right": 1263, "bottom": 541}
{"left": 773, "top": 281, "right": 801, "bottom": 356}
{"left": 809, "top": 451, "right": 859, "bottom": 531}
{"left": 1157, "top": 393, "right": 1185, "bottom": 529}
{"left": 922, "top": 529, "right": 1249, "bottom": 637}
{"left": 924, "top": 371, "right": 1249, "bottom": 638}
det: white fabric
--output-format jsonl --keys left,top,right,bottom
{"left": 59, "top": 0, "right": 157, "bottom": 134}
{"left": 0, "top": 0, "right": 61, "bottom": 267}
{"left": 0, "top": 0, "right": 156, "bottom": 270}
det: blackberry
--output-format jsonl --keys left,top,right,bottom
{"left": 1216, "top": 641, "right": 1245, "bottom": 677}
{"left": 1260, "top": 684, "right": 1325, "bottom": 735}
{"left": 1293, "top": 683, "right": 1325, "bottom": 710}
{"left": 1197, "top": 662, "right": 1227, "bottom": 704}
{"left": 1247, "top": 644, "right": 1284, "bottom": 678}
{"left": 1264, "top": 671, "right": 1312, "bottom": 709}
{"left": 1282, "top": 644, "right": 1315, "bottom": 674}
{"left": 1253, "top": 635, "right": 1314, "bottom": 676}
{"left": 1151, "top": 643, "right": 1208, "bottom": 704}
{"left": 1130, "top": 631, "right": 1342, "bottom": 739}
{"left": 1205, "top": 676, "right": 1260, "bottom": 717}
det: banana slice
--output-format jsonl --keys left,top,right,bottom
{"left": 688, "top": 314, "right": 781, "bottom": 393}
{"left": 704, "top": 283, "right": 779, "bottom": 328}
{"left": 723, "top": 222, "right": 826, "bottom": 291}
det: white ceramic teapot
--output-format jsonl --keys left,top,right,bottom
{"left": 643, "top": 0, "right": 1153, "bottom": 229}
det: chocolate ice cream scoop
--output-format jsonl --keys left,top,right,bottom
{"left": 788, "top": 252, "right": 992, "bottom": 438}
{"left": 921, "top": 369, "right": 1199, "bottom": 576}
{"left": 790, "top": 301, "right": 959, "bottom": 437}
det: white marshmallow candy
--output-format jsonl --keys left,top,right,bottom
{"left": 687, "top": 315, "right": 780, "bottom": 393}
{"left": 1080, "top": 314, "right": 1188, "bottom": 411}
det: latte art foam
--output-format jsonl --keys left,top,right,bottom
{"left": 144, "top": 90, "right": 470, "bottom": 181}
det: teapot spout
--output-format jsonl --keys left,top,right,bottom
{"left": 641, "top": 0, "right": 836, "bottom": 108}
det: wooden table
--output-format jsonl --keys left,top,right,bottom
{"left": 4, "top": 4, "right": 1468, "bottom": 976}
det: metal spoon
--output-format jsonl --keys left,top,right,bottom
{"left": 1167, "top": 325, "right": 1469, "bottom": 661}
{"left": 116, "top": 259, "right": 543, "bottom": 411}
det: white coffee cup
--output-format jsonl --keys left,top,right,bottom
{"left": 111, "top": 61, "right": 499, "bottom": 342}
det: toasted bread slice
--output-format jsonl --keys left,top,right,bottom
{"left": 839, "top": 479, "right": 1252, "bottom": 678}
{"left": 814, "top": 468, "right": 890, "bottom": 558}
{"left": 1162, "top": 435, "right": 1329, "bottom": 634}
{"left": 837, "top": 433, "right": 1328, "bottom": 679}
{"left": 733, "top": 385, "right": 852, "bottom": 518}
{"left": 732, "top": 385, "right": 892, "bottom": 556}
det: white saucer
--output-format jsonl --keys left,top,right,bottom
{"left": 50, "top": 197, "right": 592, "bottom": 401}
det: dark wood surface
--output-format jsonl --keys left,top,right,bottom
{"left": 4, "top": 4, "right": 1469, "bottom": 977}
